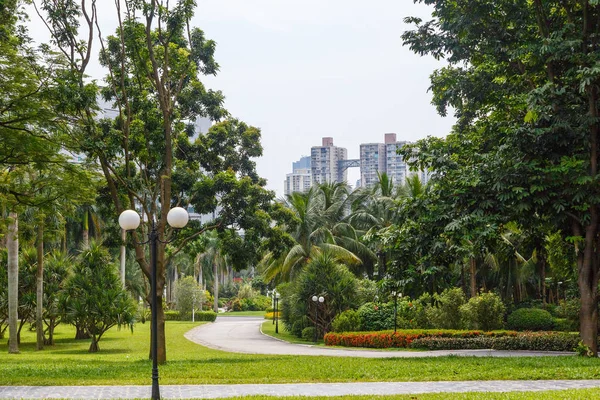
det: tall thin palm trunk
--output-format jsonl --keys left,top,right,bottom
{"left": 36, "top": 220, "right": 44, "bottom": 350}
{"left": 7, "top": 212, "right": 19, "bottom": 354}
{"left": 213, "top": 262, "right": 219, "bottom": 313}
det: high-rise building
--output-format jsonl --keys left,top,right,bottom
{"left": 384, "top": 133, "right": 410, "bottom": 186}
{"left": 359, "top": 142, "right": 386, "bottom": 188}
{"left": 311, "top": 137, "right": 348, "bottom": 185}
{"left": 284, "top": 156, "right": 312, "bottom": 195}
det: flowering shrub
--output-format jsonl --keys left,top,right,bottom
{"left": 491, "top": 332, "right": 579, "bottom": 351}
{"left": 323, "top": 329, "right": 518, "bottom": 348}
{"left": 264, "top": 312, "right": 281, "bottom": 320}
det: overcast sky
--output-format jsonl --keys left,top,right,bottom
{"left": 27, "top": 0, "right": 455, "bottom": 197}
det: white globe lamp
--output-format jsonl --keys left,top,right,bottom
{"left": 119, "top": 210, "right": 141, "bottom": 231}
{"left": 167, "top": 207, "right": 189, "bottom": 229}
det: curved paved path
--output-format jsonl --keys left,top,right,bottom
{"left": 184, "top": 316, "right": 574, "bottom": 358}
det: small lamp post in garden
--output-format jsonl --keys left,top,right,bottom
{"left": 391, "top": 291, "right": 402, "bottom": 333}
{"left": 274, "top": 290, "right": 280, "bottom": 333}
{"left": 119, "top": 207, "right": 189, "bottom": 400}
{"left": 267, "top": 289, "right": 275, "bottom": 325}
{"left": 311, "top": 295, "right": 324, "bottom": 342}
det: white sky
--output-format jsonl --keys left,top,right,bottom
{"left": 26, "top": 0, "right": 455, "bottom": 197}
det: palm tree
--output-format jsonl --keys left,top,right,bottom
{"left": 261, "top": 184, "right": 364, "bottom": 283}
{"left": 195, "top": 231, "right": 226, "bottom": 312}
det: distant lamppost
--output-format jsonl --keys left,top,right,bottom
{"left": 311, "top": 295, "right": 325, "bottom": 342}
{"left": 391, "top": 291, "right": 402, "bottom": 333}
{"left": 267, "top": 290, "right": 275, "bottom": 325}
{"left": 274, "top": 291, "right": 280, "bottom": 333}
{"left": 119, "top": 207, "right": 189, "bottom": 400}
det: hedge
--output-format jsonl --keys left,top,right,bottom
{"left": 323, "top": 329, "right": 518, "bottom": 349}
{"left": 264, "top": 311, "right": 281, "bottom": 320}
{"left": 507, "top": 308, "right": 554, "bottom": 331}
{"left": 164, "top": 310, "right": 217, "bottom": 322}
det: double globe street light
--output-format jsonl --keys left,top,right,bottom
{"left": 311, "top": 295, "right": 324, "bottom": 342}
{"left": 119, "top": 207, "right": 189, "bottom": 400}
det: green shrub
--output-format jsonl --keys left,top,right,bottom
{"left": 302, "top": 326, "right": 316, "bottom": 341}
{"left": 553, "top": 317, "right": 576, "bottom": 332}
{"left": 332, "top": 310, "right": 361, "bottom": 332}
{"left": 507, "top": 308, "right": 554, "bottom": 331}
{"left": 230, "top": 298, "right": 242, "bottom": 312}
{"left": 556, "top": 299, "right": 580, "bottom": 328}
{"left": 164, "top": 310, "right": 180, "bottom": 321}
{"left": 291, "top": 317, "right": 309, "bottom": 338}
{"left": 358, "top": 302, "right": 395, "bottom": 331}
{"left": 460, "top": 292, "right": 505, "bottom": 331}
{"left": 426, "top": 288, "right": 466, "bottom": 329}
{"left": 410, "top": 336, "right": 493, "bottom": 350}
{"left": 163, "top": 310, "right": 216, "bottom": 321}
{"left": 491, "top": 332, "right": 578, "bottom": 352}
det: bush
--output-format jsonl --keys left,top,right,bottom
{"left": 555, "top": 299, "right": 580, "bottom": 329}
{"left": 426, "top": 288, "right": 466, "bottom": 329}
{"left": 324, "top": 329, "right": 517, "bottom": 349}
{"left": 264, "top": 311, "right": 280, "bottom": 320}
{"left": 553, "top": 317, "right": 576, "bottom": 332}
{"left": 331, "top": 310, "right": 361, "bottom": 333}
{"left": 460, "top": 292, "right": 505, "bottom": 331}
{"left": 358, "top": 302, "right": 395, "bottom": 331}
{"left": 410, "top": 336, "right": 493, "bottom": 350}
{"left": 507, "top": 308, "right": 554, "bottom": 331}
{"left": 491, "top": 332, "right": 578, "bottom": 352}
{"left": 302, "top": 327, "right": 316, "bottom": 341}
{"left": 163, "top": 310, "right": 217, "bottom": 322}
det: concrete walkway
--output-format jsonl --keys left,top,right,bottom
{"left": 184, "top": 316, "right": 575, "bottom": 358}
{"left": 2, "top": 380, "right": 600, "bottom": 399}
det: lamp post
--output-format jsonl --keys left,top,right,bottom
{"left": 311, "top": 295, "right": 324, "bottom": 342}
{"left": 391, "top": 291, "right": 402, "bottom": 333}
{"left": 274, "top": 291, "right": 280, "bottom": 333}
{"left": 119, "top": 207, "right": 189, "bottom": 400}
{"left": 267, "top": 290, "right": 275, "bottom": 325}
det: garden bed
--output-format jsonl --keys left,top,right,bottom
{"left": 324, "top": 330, "right": 579, "bottom": 352}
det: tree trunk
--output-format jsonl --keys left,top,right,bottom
{"left": 576, "top": 219, "right": 599, "bottom": 355}
{"left": 469, "top": 257, "right": 477, "bottom": 298}
{"left": 120, "top": 229, "right": 126, "bottom": 288}
{"left": 36, "top": 221, "right": 44, "bottom": 350}
{"left": 75, "top": 325, "right": 90, "bottom": 339}
{"left": 89, "top": 337, "right": 99, "bottom": 352}
{"left": 213, "top": 262, "right": 219, "bottom": 313}
{"left": 82, "top": 210, "right": 89, "bottom": 249}
{"left": 7, "top": 212, "right": 19, "bottom": 354}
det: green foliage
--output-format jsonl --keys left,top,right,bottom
{"left": 425, "top": 288, "right": 466, "bottom": 329}
{"left": 60, "top": 242, "right": 136, "bottom": 352}
{"left": 331, "top": 309, "right": 361, "bottom": 333}
{"left": 281, "top": 251, "right": 361, "bottom": 337}
{"left": 555, "top": 299, "right": 580, "bottom": 330}
{"left": 357, "top": 302, "right": 395, "bottom": 332}
{"left": 507, "top": 308, "right": 554, "bottom": 332}
{"left": 174, "top": 276, "right": 205, "bottom": 316}
{"left": 460, "top": 293, "right": 505, "bottom": 331}
{"left": 163, "top": 310, "right": 216, "bottom": 322}
{"left": 301, "top": 326, "right": 316, "bottom": 341}
{"left": 411, "top": 332, "right": 578, "bottom": 352}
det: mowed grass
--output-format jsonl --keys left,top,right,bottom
{"left": 1, "top": 322, "right": 600, "bottom": 385}
{"left": 190, "top": 391, "right": 600, "bottom": 400}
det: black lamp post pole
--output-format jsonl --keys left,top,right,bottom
{"left": 393, "top": 294, "right": 398, "bottom": 333}
{"left": 314, "top": 302, "right": 318, "bottom": 342}
{"left": 149, "top": 224, "right": 160, "bottom": 400}
{"left": 275, "top": 296, "right": 279, "bottom": 334}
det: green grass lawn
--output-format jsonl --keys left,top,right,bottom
{"left": 1, "top": 322, "right": 600, "bottom": 386}
{"left": 186, "top": 391, "right": 600, "bottom": 400}
{"left": 219, "top": 311, "right": 267, "bottom": 317}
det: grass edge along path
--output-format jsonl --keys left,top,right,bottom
{"left": 171, "top": 390, "right": 600, "bottom": 400}
{"left": 1, "top": 322, "right": 600, "bottom": 386}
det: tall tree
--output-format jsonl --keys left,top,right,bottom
{"left": 36, "top": 0, "right": 281, "bottom": 363}
{"left": 404, "top": 0, "right": 600, "bottom": 353}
